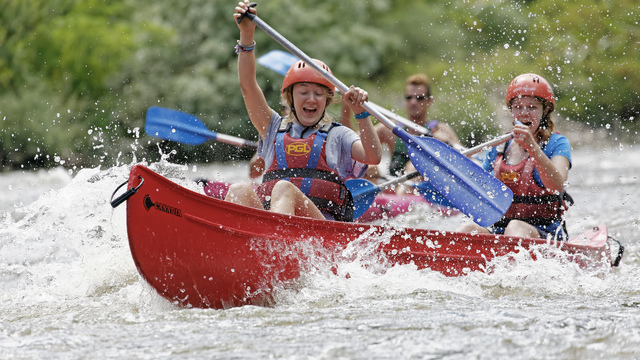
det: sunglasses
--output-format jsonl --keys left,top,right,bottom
{"left": 405, "top": 95, "right": 427, "bottom": 101}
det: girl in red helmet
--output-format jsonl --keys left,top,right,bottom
{"left": 227, "top": 1, "right": 382, "bottom": 221}
{"left": 458, "top": 74, "right": 572, "bottom": 239}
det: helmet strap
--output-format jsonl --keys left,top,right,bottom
{"left": 534, "top": 108, "right": 552, "bottom": 141}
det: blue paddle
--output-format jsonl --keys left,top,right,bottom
{"left": 238, "top": 7, "right": 513, "bottom": 226}
{"left": 145, "top": 107, "right": 258, "bottom": 148}
{"left": 398, "top": 131, "right": 513, "bottom": 226}
{"left": 257, "top": 49, "right": 299, "bottom": 77}
{"left": 347, "top": 133, "right": 513, "bottom": 219}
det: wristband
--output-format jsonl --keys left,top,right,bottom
{"left": 354, "top": 111, "right": 370, "bottom": 119}
{"left": 427, "top": 120, "right": 439, "bottom": 130}
{"left": 235, "top": 40, "right": 256, "bottom": 54}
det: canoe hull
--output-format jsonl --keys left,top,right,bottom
{"left": 125, "top": 165, "right": 620, "bottom": 309}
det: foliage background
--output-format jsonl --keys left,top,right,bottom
{"left": 1, "top": 0, "right": 638, "bottom": 170}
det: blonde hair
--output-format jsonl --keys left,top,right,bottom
{"left": 280, "top": 84, "right": 338, "bottom": 127}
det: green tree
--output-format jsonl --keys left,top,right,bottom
{"left": 1, "top": 0, "right": 638, "bottom": 171}
{"left": 0, "top": 0, "right": 145, "bottom": 168}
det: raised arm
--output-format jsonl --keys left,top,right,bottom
{"left": 339, "top": 100, "right": 355, "bottom": 131}
{"left": 233, "top": 1, "right": 272, "bottom": 139}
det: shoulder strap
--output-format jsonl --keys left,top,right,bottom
{"left": 320, "top": 122, "right": 341, "bottom": 133}
{"left": 274, "top": 121, "right": 293, "bottom": 170}
{"left": 496, "top": 141, "right": 509, "bottom": 155}
{"left": 301, "top": 128, "right": 329, "bottom": 194}
{"left": 278, "top": 121, "right": 292, "bottom": 132}
{"left": 274, "top": 131, "right": 288, "bottom": 170}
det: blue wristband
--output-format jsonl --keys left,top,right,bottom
{"left": 354, "top": 111, "right": 370, "bottom": 119}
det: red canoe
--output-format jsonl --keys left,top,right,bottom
{"left": 120, "top": 165, "right": 623, "bottom": 309}
{"left": 201, "top": 179, "right": 457, "bottom": 222}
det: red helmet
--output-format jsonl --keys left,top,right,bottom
{"left": 506, "top": 73, "right": 555, "bottom": 112}
{"left": 282, "top": 59, "right": 334, "bottom": 95}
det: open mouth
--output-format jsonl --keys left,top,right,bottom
{"left": 302, "top": 107, "right": 317, "bottom": 117}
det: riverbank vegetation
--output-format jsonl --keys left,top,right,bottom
{"left": 1, "top": 0, "right": 638, "bottom": 170}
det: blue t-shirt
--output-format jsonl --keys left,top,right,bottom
{"left": 257, "top": 110, "right": 368, "bottom": 181}
{"left": 482, "top": 133, "right": 572, "bottom": 188}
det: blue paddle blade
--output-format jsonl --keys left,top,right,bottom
{"left": 393, "top": 126, "right": 513, "bottom": 227}
{"left": 413, "top": 181, "right": 456, "bottom": 208}
{"left": 145, "top": 107, "right": 218, "bottom": 145}
{"left": 257, "top": 50, "right": 299, "bottom": 76}
{"left": 345, "top": 178, "right": 381, "bottom": 219}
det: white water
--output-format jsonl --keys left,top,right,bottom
{"left": 1, "top": 145, "right": 639, "bottom": 359}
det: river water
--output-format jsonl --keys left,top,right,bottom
{"left": 1, "top": 144, "right": 639, "bottom": 359}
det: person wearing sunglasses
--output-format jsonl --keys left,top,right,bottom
{"left": 340, "top": 73, "right": 465, "bottom": 191}
{"left": 342, "top": 74, "right": 464, "bottom": 185}
{"left": 380, "top": 74, "right": 464, "bottom": 179}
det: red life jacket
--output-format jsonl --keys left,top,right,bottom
{"left": 257, "top": 122, "right": 353, "bottom": 222}
{"left": 493, "top": 143, "right": 571, "bottom": 228}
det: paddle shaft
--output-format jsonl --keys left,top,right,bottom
{"left": 461, "top": 132, "right": 513, "bottom": 157}
{"left": 240, "top": 11, "right": 397, "bottom": 132}
{"left": 171, "top": 123, "right": 257, "bottom": 147}
{"left": 364, "top": 101, "right": 430, "bottom": 135}
{"left": 375, "top": 171, "right": 422, "bottom": 191}
{"left": 213, "top": 133, "right": 258, "bottom": 148}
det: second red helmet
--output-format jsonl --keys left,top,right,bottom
{"left": 506, "top": 73, "right": 555, "bottom": 112}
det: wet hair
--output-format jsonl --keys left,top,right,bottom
{"left": 536, "top": 103, "right": 555, "bottom": 143}
{"left": 406, "top": 73, "right": 432, "bottom": 99}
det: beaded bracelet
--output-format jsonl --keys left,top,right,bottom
{"left": 235, "top": 40, "right": 256, "bottom": 54}
{"left": 354, "top": 111, "right": 370, "bottom": 120}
